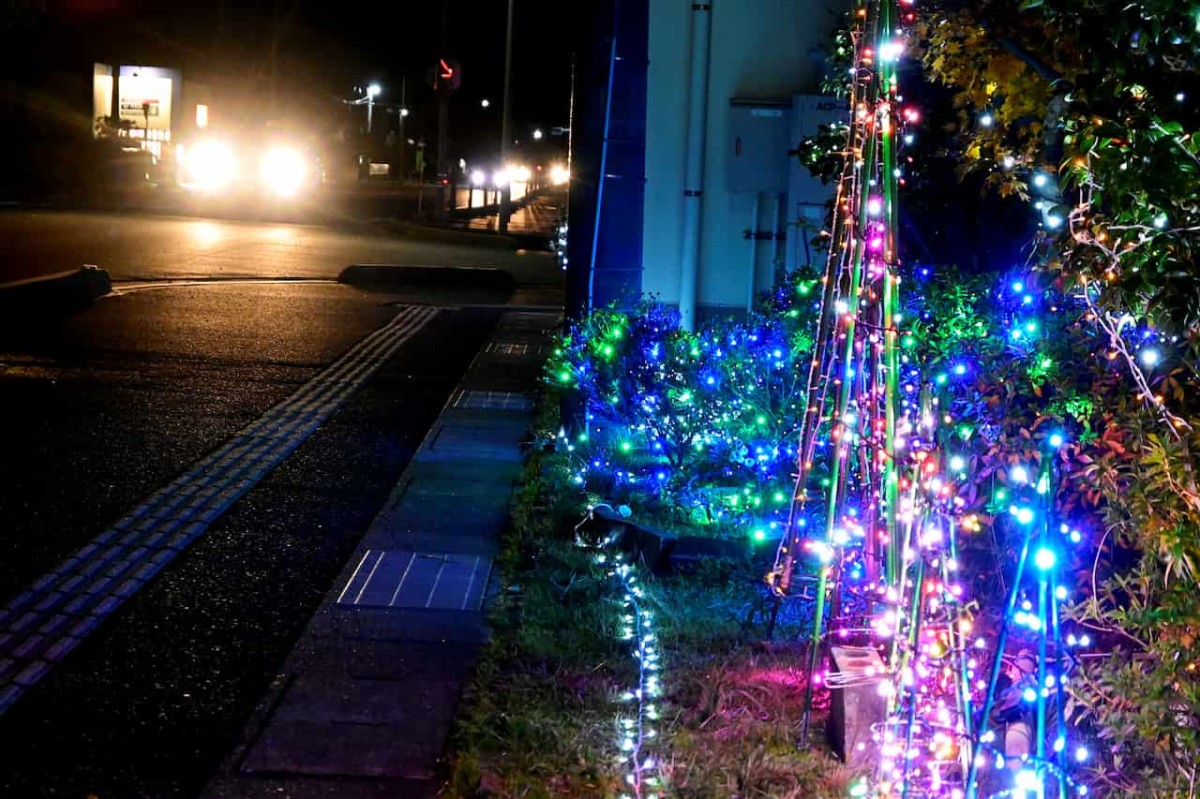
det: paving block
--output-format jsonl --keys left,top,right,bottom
{"left": 449, "top": 389, "right": 533, "bottom": 413}
{"left": 33, "top": 591, "right": 67, "bottom": 613}
{"left": 13, "top": 634, "right": 47, "bottom": 660}
{"left": 403, "top": 458, "right": 522, "bottom": 485}
{"left": 372, "top": 530, "right": 501, "bottom": 557}
{"left": 240, "top": 719, "right": 440, "bottom": 779}
{"left": 376, "top": 497, "right": 510, "bottom": 538}
{"left": 13, "top": 658, "right": 51, "bottom": 687}
{"left": 311, "top": 606, "right": 489, "bottom": 645}
{"left": 337, "top": 550, "right": 491, "bottom": 612}
{"left": 42, "top": 636, "right": 81, "bottom": 663}
{"left": 416, "top": 423, "right": 525, "bottom": 463}
{"left": 37, "top": 614, "right": 71, "bottom": 638}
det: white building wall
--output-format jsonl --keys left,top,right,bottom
{"left": 644, "top": 0, "right": 837, "bottom": 313}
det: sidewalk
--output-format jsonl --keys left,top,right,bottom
{"left": 203, "top": 309, "right": 559, "bottom": 799}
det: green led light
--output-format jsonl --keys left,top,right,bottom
{"left": 756, "top": 415, "right": 767, "bottom": 425}
{"left": 619, "top": 441, "right": 632, "bottom": 453}
{"left": 558, "top": 370, "right": 572, "bottom": 383}
{"left": 774, "top": 491, "right": 786, "bottom": 503}
{"left": 752, "top": 528, "right": 767, "bottom": 542}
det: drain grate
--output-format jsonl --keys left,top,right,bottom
{"left": 337, "top": 550, "right": 491, "bottom": 611}
{"left": 452, "top": 390, "right": 533, "bottom": 411}
{"left": 485, "top": 341, "right": 538, "bottom": 357}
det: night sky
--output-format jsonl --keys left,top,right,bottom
{"left": 11, "top": 0, "right": 579, "bottom": 164}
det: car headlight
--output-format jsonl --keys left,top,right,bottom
{"left": 260, "top": 145, "right": 308, "bottom": 198}
{"left": 182, "top": 140, "right": 237, "bottom": 192}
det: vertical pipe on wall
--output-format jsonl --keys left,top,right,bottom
{"left": 678, "top": 0, "right": 713, "bottom": 332}
{"left": 745, "top": 192, "right": 760, "bottom": 313}
{"left": 772, "top": 192, "right": 784, "bottom": 284}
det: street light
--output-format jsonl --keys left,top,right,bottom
{"left": 532, "top": 128, "right": 543, "bottom": 140}
{"left": 481, "top": 98, "right": 491, "bottom": 108}
{"left": 366, "top": 82, "right": 382, "bottom": 133}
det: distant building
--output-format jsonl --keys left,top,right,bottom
{"left": 567, "top": 0, "right": 841, "bottom": 327}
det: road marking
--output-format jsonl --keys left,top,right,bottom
{"left": 0, "top": 304, "right": 440, "bottom": 715}
{"left": 108, "top": 277, "right": 339, "bottom": 296}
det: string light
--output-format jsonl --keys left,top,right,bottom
{"left": 578, "top": 511, "right": 664, "bottom": 799}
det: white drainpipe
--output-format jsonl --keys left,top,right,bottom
{"left": 678, "top": 0, "right": 713, "bottom": 332}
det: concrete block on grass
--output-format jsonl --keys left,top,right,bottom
{"left": 827, "top": 645, "right": 887, "bottom": 769}
{"left": 668, "top": 536, "right": 750, "bottom": 571}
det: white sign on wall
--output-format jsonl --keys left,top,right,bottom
{"left": 117, "top": 75, "right": 173, "bottom": 131}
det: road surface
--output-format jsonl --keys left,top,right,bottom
{"left": 0, "top": 210, "right": 560, "bottom": 797}
{"left": 0, "top": 208, "right": 553, "bottom": 285}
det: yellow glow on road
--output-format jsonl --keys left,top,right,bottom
{"left": 261, "top": 226, "right": 299, "bottom": 244}
{"left": 189, "top": 221, "right": 224, "bottom": 247}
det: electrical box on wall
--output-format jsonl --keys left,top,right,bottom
{"left": 787, "top": 94, "right": 847, "bottom": 271}
{"left": 726, "top": 99, "right": 791, "bottom": 194}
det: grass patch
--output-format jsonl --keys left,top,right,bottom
{"left": 443, "top": 423, "right": 857, "bottom": 798}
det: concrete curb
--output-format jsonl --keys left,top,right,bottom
{"left": 338, "top": 264, "right": 517, "bottom": 291}
{"left": 367, "top": 219, "right": 519, "bottom": 251}
{"left": 0, "top": 265, "right": 112, "bottom": 311}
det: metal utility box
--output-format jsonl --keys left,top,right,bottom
{"left": 726, "top": 99, "right": 791, "bottom": 194}
{"left": 787, "top": 94, "right": 848, "bottom": 270}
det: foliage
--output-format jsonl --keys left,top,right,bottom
{"left": 912, "top": 4, "right": 1200, "bottom": 793}
{"left": 546, "top": 274, "right": 823, "bottom": 538}
{"left": 913, "top": 265, "right": 1200, "bottom": 795}
{"left": 917, "top": 0, "right": 1200, "bottom": 335}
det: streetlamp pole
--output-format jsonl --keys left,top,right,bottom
{"left": 366, "top": 82, "right": 381, "bottom": 133}
{"left": 499, "top": 0, "right": 514, "bottom": 233}
{"left": 398, "top": 76, "right": 407, "bottom": 182}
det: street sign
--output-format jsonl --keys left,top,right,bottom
{"left": 430, "top": 58, "right": 461, "bottom": 92}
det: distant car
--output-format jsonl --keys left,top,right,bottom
{"left": 177, "top": 135, "right": 320, "bottom": 202}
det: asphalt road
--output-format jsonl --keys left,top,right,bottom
{"left": 0, "top": 208, "right": 553, "bottom": 285}
{"left": 0, "top": 213, "right": 560, "bottom": 796}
